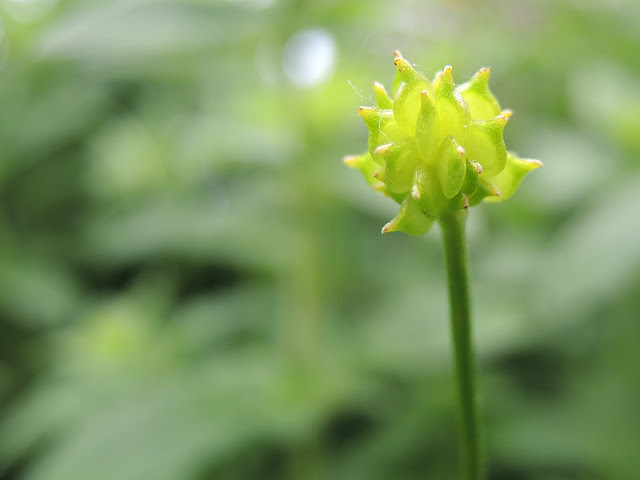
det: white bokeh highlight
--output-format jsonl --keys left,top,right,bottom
{"left": 282, "top": 28, "right": 337, "bottom": 88}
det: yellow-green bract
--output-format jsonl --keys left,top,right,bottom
{"left": 345, "top": 51, "right": 542, "bottom": 236}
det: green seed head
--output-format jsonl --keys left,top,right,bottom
{"left": 345, "top": 52, "right": 541, "bottom": 236}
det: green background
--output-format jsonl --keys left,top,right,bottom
{"left": 1, "top": 0, "right": 639, "bottom": 479}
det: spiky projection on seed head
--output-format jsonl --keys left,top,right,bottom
{"left": 345, "top": 52, "right": 541, "bottom": 236}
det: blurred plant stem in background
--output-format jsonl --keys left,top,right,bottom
{"left": 280, "top": 83, "right": 327, "bottom": 479}
{"left": 283, "top": 180, "right": 324, "bottom": 480}
{"left": 283, "top": 189, "right": 321, "bottom": 366}
{"left": 288, "top": 440, "right": 324, "bottom": 480}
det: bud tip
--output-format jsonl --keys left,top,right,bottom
{"left": 526, "top": 158, "right": 543, "bottom": 168}
{"left": 372, "top": 182, "right": 386, "bottom": 193}
{"left": 374, "top": 143, "right": 392, "bottom": 155}
{"left": 357, "top": 106, "right": 377, "bottom": 119}
{"left": 472, "top": 67, "right": 491, "bottom": 86}
{"left": 343, "top": 155, "right": 357, "bottom": 166}
{"left": 394, "top": 57, "right": 411, "bottom": 71}
{"left": 420, "top": 89, "right": 434, "bottom": 107}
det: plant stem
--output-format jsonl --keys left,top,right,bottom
{"left": 438, "top": 209, "right": 482, "bottom": 480}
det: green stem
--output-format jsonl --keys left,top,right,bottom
{"left": 438, "top": 209, "right": 483, "bottom": 480}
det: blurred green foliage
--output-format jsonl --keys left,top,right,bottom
{"left": 0, "top": 0, "right": 639, "bottom": 479}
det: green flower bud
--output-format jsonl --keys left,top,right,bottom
{"left": 345, "top": 52, "right": 541, "bottom": 235}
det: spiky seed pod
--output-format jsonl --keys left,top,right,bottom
{"left": 345, "top": 52, "right": 542, "bottom": 236}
